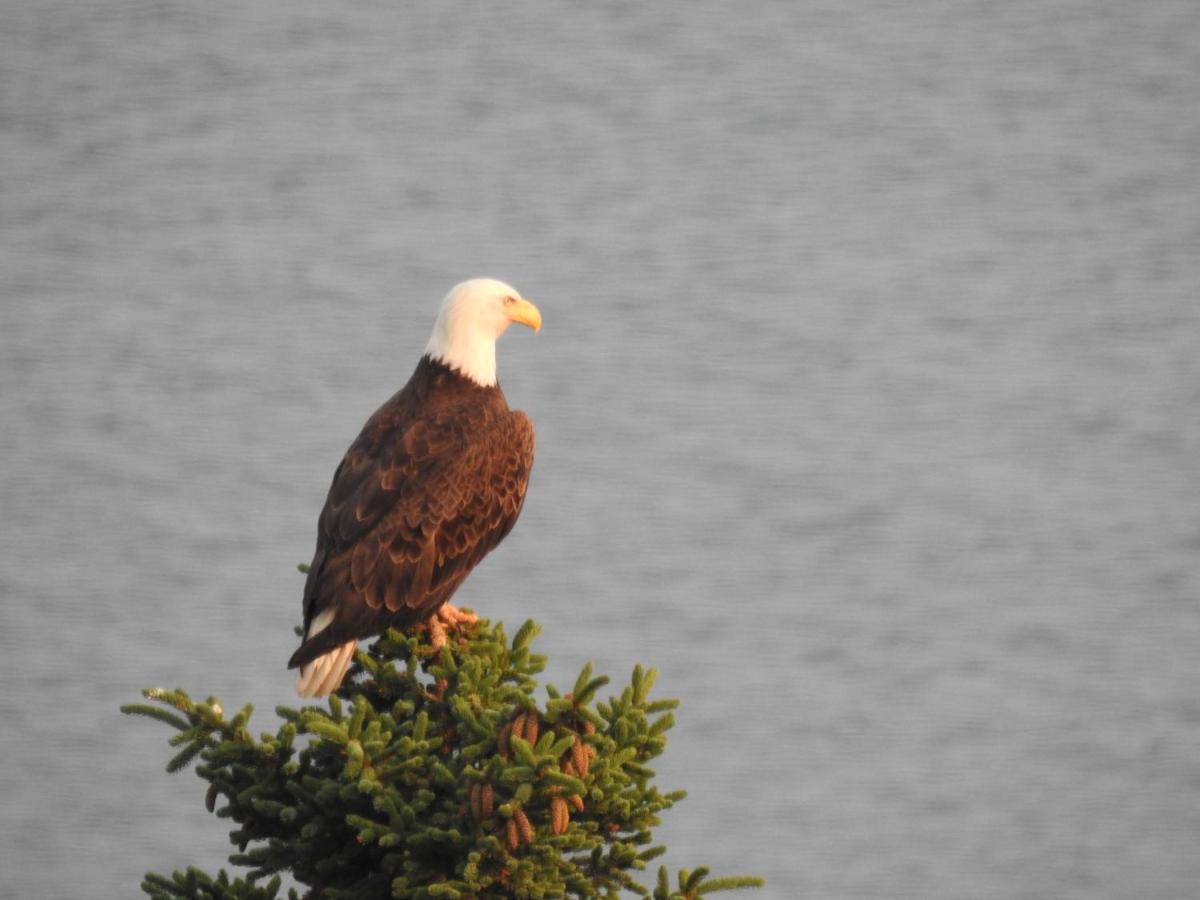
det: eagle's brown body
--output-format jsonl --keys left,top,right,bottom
{"left": 288, "top": 354, "right": 534, "bottom": 676}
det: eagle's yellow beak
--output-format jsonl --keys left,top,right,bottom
{"left": 507, "top": 298, "right": 542, "bottom": 333}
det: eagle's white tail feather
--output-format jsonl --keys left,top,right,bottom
{"left": 317, "top": 641, "right": 356, "bottom": 696}
{"left": 295, "top": 639, "right": 357, "bottom": 698}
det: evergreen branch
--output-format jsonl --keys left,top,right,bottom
{"left": 121, "top": 703, "right": 191, "bottom": 731}
{"left": 166, "top": 739, "right": 209, "bottom": 774}
{"left": 140, "top": 867, "right": 294, "bottom": 899}
{"left": 511, "top": 619, "right": 540, "bottom": 652}
{"left": 695, "top": 875, "right": 768, "bottom": 894}
{"left": 682, "top": 867, "right": 710, "bottom": 893}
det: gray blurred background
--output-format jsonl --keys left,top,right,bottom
{"left": 2, "top": 1, "right": 1198, "bottom": 897}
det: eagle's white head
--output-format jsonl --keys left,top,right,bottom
{"left": 424, "top": 278, "right": 542, "bottom": 387}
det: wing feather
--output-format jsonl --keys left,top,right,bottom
{"left": 289, "top": 365, "right": 534, "bottom": 672}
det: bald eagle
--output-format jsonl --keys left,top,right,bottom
{"left": 288, "top": 278, "right": 541, "bottom": 697}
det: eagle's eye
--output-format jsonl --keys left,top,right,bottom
{"left": 502, "top": 296, "right": 517, "bottom": 306}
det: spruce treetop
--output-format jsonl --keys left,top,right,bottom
{"left": 124, "top": 617, "right": 764, "bottom": 899}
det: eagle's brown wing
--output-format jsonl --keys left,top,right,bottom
{"left": 289, "top": 396, "right": 533, "bottom": 669}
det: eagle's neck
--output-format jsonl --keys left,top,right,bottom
{"left": 424, "top": 319, "right": 498, "bottom": 387}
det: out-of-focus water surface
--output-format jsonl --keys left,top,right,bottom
{"left": 3, "top": 1, "right": 1199, "bottom": 897}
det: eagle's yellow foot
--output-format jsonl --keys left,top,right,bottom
{"left": 438, "top": 603, "right": 479, "bottom": 628}
{"left": 424, "top": 603, "right": 479, "bottom": 651}
{"left": 423, "top": 676, "right": 450, "bottom": 702}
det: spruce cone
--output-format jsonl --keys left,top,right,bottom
{"left": 550, "top": 795, "right": 569, "bottom": 835}
{"left": 497, "top": 721, "right": 513, "bottom": 757}
{"left": 513, "top": 806, "right": 534, "bottom": 844}
{"left": 521, "top": 711, "right": 539, "bottom": 745}
{"left": 571, "top": 737, "right": 589, "bottom": 778}
{"left": 505, "top": 817, "right": 519, "bottom": 850}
